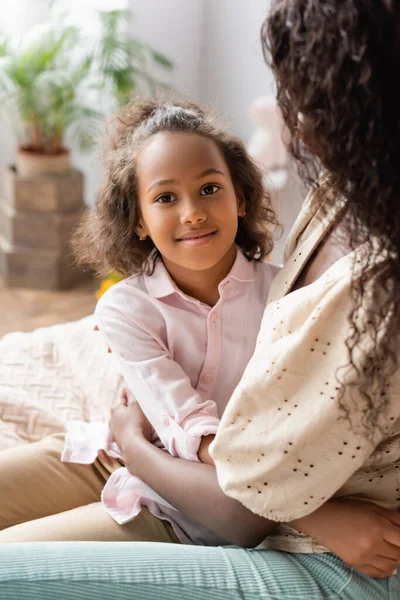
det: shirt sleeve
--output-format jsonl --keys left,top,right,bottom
{"left": 210, "top": 266, "right": 400, "bottom": 522}
{"left": 95, "top": 298, "right": 220, "bottom": 462}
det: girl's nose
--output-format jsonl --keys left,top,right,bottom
{"left": 180, "top": 200, "right": 207, "bottom": 225}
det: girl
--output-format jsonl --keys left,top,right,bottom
{"left": 1, "top": 80, "right": 400, "bottom": 597}
{"left": 0, "top": 100, "right": 281, "bottom": 545}
{"left": 61, "top": 100, "right": 280, "bottom": 544}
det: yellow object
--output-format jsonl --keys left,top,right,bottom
{"left": 96, "top": 272, "right": 125, "bottom": 300}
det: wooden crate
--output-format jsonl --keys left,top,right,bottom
{"left": 0, "top": 236, "right": 89, "bottom": 290}
{"left": 0, "top": 201, "right": 83, "bottom": 250}
{"left": 0, "top": 166, "right": 89, "bottom": 289}
{"left": 3, "top": 167, "right": 84, "bottom": 213}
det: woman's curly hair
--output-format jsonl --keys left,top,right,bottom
{"left": 73, "top": 101, "right": 278, "bottom": 277}
{"left": 263, "top": 0, "right": 400, "bottom": 430}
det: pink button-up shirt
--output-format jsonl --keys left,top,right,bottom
{"left": 62, "top": 249, "right": 279, "bottom": 545}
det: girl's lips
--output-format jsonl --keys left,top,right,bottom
{"left": 176, "top": 230, "right": 217, "bottom": 247}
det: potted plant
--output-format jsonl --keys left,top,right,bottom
{"left": 0, "top": 8, "right": 173, "bottom": 177}
{"left": 0, "top": 7, "right": 172, "bottom": 289}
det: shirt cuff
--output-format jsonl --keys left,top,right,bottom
{"left": 166, "top": 417, "right": 220, "bottom": 462}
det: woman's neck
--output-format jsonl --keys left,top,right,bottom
{"left": 162, "top": 245, "right": 237, "bottom": 307}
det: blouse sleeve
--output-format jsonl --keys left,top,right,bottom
{"left": 96, "top": 293, "right": 220, "bottom": 463}
{"left": 210, "top": 264, "right": 400, "bottom": 522}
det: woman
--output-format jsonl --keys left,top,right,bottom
{"left": 1, "top": 1, "right": 400, "bottom": 598}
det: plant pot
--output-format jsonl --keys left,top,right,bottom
{"left": 16, "top": 147, "right": 71, "bottom": 178}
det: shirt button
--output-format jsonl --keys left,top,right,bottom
{"left": 211, "top": 313, "right": 218, "bottom": 323}
{"left": 204, "top": 373, "right": 214, "bottom": 383}
{"left": 160, "top": 414, "right": 170, "bottom": 426}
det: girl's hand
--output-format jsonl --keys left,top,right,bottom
{"left": 291, "top": 499, "right": 400, "bottom": 579}
{"left": 109, "top": 394, "right": 153, "bottom": 455}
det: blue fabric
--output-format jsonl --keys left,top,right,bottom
{"left": 0, "top": 543, "right": 399, "bottom": 600}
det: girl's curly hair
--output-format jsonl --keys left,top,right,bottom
{"left": 73, "top": 101, "right": 278, "bottom": 277}
{"left": 263, "top": 0, "right": 400, "bottom": 430}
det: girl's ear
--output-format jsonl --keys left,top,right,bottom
{"left": 135, "top": 220, "right": 148, "bottom": 241}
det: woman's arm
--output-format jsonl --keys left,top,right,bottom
{"left": 110, "top": 401, "right": 277, "bottom": 547}
{"left": 111, "top": 401, "right": 400, "bottom": 577}
{"left": 128, "top": 437, "right": 276, "bottom": 547}
{"left": 210, "top": 271, "right": 400, "bottom": 524}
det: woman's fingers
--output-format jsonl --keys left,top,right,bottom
{"left": 359, "top": 565, "right": 396, "bottom": 579}
{"left": 371, "top": 556, "right": 399, "bottom": 573}
{"left": 377, "top": 540, "right": 400, "bottom": 562}
{"left": 383, "top": 521, "right": 400, "bottom": 549}
{"left": 377, "top": 507, "right": 400, "bottom": 529}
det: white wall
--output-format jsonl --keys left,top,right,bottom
{"left": 129, "top": 0, "right": 205, "bottom": 101}
{"left": 199, "top": 0, "right": 274, "bottom": 141}
{"left": 129, "top": 0, "right": 275, "bottom": 143}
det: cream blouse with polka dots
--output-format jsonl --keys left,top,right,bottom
{"left": 210, "top": 182, "right": 400, "bottom": 554}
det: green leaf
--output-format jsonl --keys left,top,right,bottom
{"left": 151, "top": 51, "right": 173, "bottom": 70}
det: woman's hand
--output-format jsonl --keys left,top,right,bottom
{"left": 198, "top": 434, "right": 216, "bottom": 465}
{"left": 109, "top": 390, "right": 153, "bottom": 459}
{"left": 291, "top": 499, "right": 400, "bottom": 579}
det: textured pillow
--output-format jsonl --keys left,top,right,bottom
{"left": 0, "top": 315, "right": 122, "bottom": 451}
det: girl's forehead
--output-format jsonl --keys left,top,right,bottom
{"left": 136, "top": 132, "right": 228, "bottom": 183}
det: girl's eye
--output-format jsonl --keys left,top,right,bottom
{"left": 156, "top": 193, "right": 176, "bottom": 204}
{"left": 200, "top": 184, "right": 220, "bottom": 196}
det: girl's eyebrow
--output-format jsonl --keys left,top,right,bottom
{"left": 147, "top": 168, "right": 225, "bottom": 193}
{"left": 195, "top": 168, "right": 225, "bottom": 180}
{"left": 148, "top": 178, "right": 177, "bottom": 192}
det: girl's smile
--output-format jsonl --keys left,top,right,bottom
{"left": 175, "top": 227, "right": 218, "bottom": 247}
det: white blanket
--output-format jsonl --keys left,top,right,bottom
{"left": 0, "top": 315, "right": 123, "bottom": 451}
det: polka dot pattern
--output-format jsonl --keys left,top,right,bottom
{"left": 211, "top": 183, "right": 400, "bottom": 554}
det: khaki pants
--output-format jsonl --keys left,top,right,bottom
{"left": 0, "top": 432, "right": 179, "bottom": 543}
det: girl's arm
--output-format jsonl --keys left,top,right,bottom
{"left": 95, "top": 284, "right": 221, "bottom": 463}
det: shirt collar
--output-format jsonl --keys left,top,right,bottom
{"left": 144, "top": 247, "right": 254, "bottom": 300}
{"left": 226, "top": 247, "right": 254, "bottom": 284}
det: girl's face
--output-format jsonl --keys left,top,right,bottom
{"left": 136, "top": 131, "right": 244, "bottom": 273}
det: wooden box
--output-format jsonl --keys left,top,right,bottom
{"left": 0, "top": 166, "right": 89, "bottom": 289}
{"left": 0, "top": 236, "right": 88, "bottom": 290}
{"left": 3, "top": 167, "right": 84, "bottom": 213}
{"left": 0, "top": 201, "right": 83, "bottom": 251}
